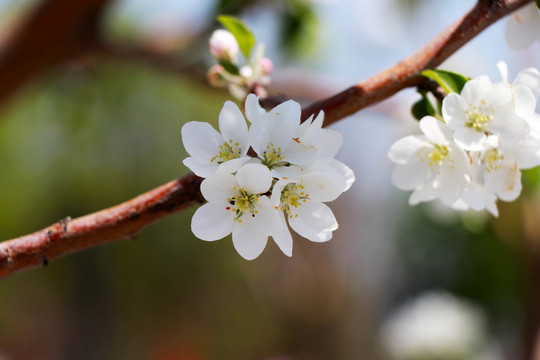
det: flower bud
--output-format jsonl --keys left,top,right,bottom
{"left": 207, "top": 64, "right": 226, "bottom": 87}
{"left": 259, "top": 57, "right": 273, "bottom": 76}
{"left": 209, "top": 29, "right": 239, "bottom": 63}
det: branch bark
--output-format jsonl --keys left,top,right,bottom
{"left": 0, "top": 0, "right": 533, "bottom": 280}
{"left": 0, "top": 174, "right": 203, "bottom": 278}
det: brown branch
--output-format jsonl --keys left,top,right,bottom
{"left": 0, "top": 0, "right": 533, "bottom": 279}
{"left": 0, "top": 173, "right": 203, "bottom": 278}
{"left": 0, "top": 0, "right": 109, "bottom": 107}
{"left": 301, "top": 0, "right": 533, "bottom": 125}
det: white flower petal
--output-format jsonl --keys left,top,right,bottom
{"left": 326, "top": 159, "right": 355, "bottom": 191}
{"left": 453, "top": 127, "right": 487, "bottom": 151}
{"left": 493, "top": 114, "right": 529, "bottom": 147}
{"left": 419, "top": 116, "right": 452, "bottom": 144}
{"left": 409, "top": 183, "right": 438, "bottom": 205}
{"left": 514, "top": 67, "right": 540, "bottom": 98}
{"left": 272, "top": 211, "right": 293, "bottom": 257}
{"left": 245, "top": 94, "right": 265, "bottom": 123}
{"left": 262, "top": 100, "right": 301, "bottom": 149}
{"left": 461, "top": 76, "right": 492, "bottom": 105}
{"left": 434, "top": 167, "right": 465, "bottom": 206}
{"left": 200, "top": 172, "right": 237, "bottom": 202}
{"left": 388, "top": 135, "right": 430, "bottom": 164}
{"left": 181, "top": 121, "right": 223, "bottom": 158}
{"left": 271, "top": 165, "right": 302, "bottom": 181}
{"left": 497, "top": 61, "right": 509, "bottom": 84}
{"left": 392, "top": 162, "right": 430, "bottom": 191}
{"left": 289, "top": 199, "right": 337, "bottom": 242}
{"left": 247, "top": 118, "right": 270, "bottom": 157}
{"left": 270, "top": 179, "right": 290, "bottom": 206}
{"left": 512, "top": 137, "right": 540, "bottom": 169}
{"left": 254, "top": 196, "right": 282, "bottom": 233}
{"left": 442, "top": 93, "right": 467, "bottom": 130}
{"left": 236, "top": 163, "right": 273, "bottom": 194}
{"left": 183, "top": 156, "right": 217, "bottom": 178}
{"left": 513, "top": 84, "right": 537, "bottom": 118}
{"left": 191, "top": 202, "right": 235, "bottom": 241}
{"left": 232, "top": 223, "right": 268, "bottom": 260}
{"left": 282, "top": 140, "right": 318, "bottom": 166}
{"left": 219, "top": 101, "right": 248, "bottom": 154}
{"left": 302, "top": 171, "right": 346, "bottom": 202}
{"left": 505, "top": 3, "right": 540, "bottom": 48}
{"left": 216, "top": 156, "right": 251, "bottom": 174}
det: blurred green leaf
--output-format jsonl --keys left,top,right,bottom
{"left": 411, "top": 90, "right": 437, "bottom": 120}
{"left": 218, "top": 59, "right": 240, "bottom": 75}
{"left": 280, "top": 0, "right": 317, "bottom": 55}
{"left": 421, "top": 69, "right": 470, "bottom": 94}
{"left": 217, "top": 15, "right": 255, "bottom": 60}
{"left": 537, "top": 0, "right": 540, "bottom": 10}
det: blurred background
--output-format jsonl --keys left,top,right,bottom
{"left": 0, "top": 0, "right": 539, "bottom": 359}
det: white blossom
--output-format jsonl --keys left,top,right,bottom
{"left": 184, "top": 95, "right": 354, "bottom": 258}
{"left": 505, "top": 2, "right": 540, "bottom": 48}
{"left": 388, "top": 116, "right": 469, "bottom": 207}
{"left": 182, "top": 100, "right": 250, "bottom": 177}
{"left": 270, "top": 161, "right": 348, "bottom": 249}
{"left": 191, "top": 163, "right": 281, "bottom": 260}
{"left": 248, "top": 96, "right": 318, "bottom": 177}
{"left": 442, "top": 76, "right": 530, "bottom": 151}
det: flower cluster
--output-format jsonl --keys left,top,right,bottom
{"left": 182, "top": 94, "right": 354, "bottom": 259}
{"left": 505, "top": 2, "right": 540, "bottom": 48}
{"left": 389, "top": 63, "right": 540, "bottom": 216}
{"left": 207, "top": 29, "right": 273, "bottom": 100}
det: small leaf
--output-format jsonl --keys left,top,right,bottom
{"left": 219, "top": 59, "right": 239, "bottom": 75}
{"left": 411, "top": 90, "right": 436, "bottom": 121}
{"left": 217, "top": 15, "right": 255, "bottom": 60}
{"left": 421, "top": 69, "right": 470, "bottom": 94}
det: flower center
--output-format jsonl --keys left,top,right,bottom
{"left": 465, "top": 101, "right": 494, "bottom": 132}
{"left": 280, "top": 183, "right": 309, "bottom": 219}
{"left": 211, "top": 140, "right": 241, "bottom": 164}
{"left": 227, "top": 187, "right": 259, "bottom": 223}
{"left": 261, "top": 142, "right": 284, "bottom": 168}
{"left": 417, "top": 143, "right": 454, "bottom": 173}
{"left": 483, "top": 149, "right": 504, "bottom": 173}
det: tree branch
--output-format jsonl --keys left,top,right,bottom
{"left": 0, "top": 174, "right": 203, "bottom": 278}
{"left": 301, "top": 0, "right": 532, "bottom": 125}
{"left": 0, "top": 0, "right": 533, "bottom": 279}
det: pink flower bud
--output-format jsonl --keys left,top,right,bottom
{"left": 259, "top": 57, "right": 273, "bottom": 76}
{"left": 209, "top": 29, "right": 239, "bottom": 62}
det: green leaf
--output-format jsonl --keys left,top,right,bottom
{"left": 217, "top": 15, "right": 256, "bottom": 60}
{"left": 411, "top": 90, "right": 436, "bottom": 121}
{"left": 218, "top": 59, "right": 239, "bottom": 75}
{"left": 421, "top": 69, "right": 470, "bottom": 94}
{"left": 537, "top": 0, "right": 540, "bottom": 10}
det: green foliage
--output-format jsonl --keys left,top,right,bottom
{"left": 213, "top": 0, "right": 254, "bottom": 16}
{"left": 280, "top": 0, "right": 317, "bottom": 55}
{"left": 218, "top": 59, "right": 240, "bottom": 75}
{"left": 421, "top": 69, "right": 470, "bottom": 94}
{"left": 217, "top": 15, "right": 256, "bottom": 60}
{"left": 537, "top": 0, "right": 540, "bottom": 10}
{"left": 411, "top": 90, "right": 437, "bottom": 121}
